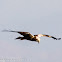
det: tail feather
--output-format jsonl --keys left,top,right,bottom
{"left": 16, "top": 37, "right": 24, "bottom": 40}
{"left": 16, "top": 37, "right": 21, "bottom": 39}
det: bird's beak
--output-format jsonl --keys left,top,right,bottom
{"left": 38, "top": 41, "right": 40, "bottom": 44}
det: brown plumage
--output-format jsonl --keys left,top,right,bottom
{"left": 3, "top": 30, "right": 61, "bottom": 43}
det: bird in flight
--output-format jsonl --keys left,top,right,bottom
{"left": 3, "top": 30, "right": 61, "bottom": 43}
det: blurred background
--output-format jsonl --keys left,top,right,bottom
{"left": 0, "top": 0, "right": 62, "bottom": 62}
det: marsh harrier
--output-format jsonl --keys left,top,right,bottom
{"left": 3, "top": 30, "right": 61, "bottom": 43}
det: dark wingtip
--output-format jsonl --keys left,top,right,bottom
{"left": 51, "top": 36, "right": 61, "bottom": 40}
{"left": 2, "top": 30, "right": 9, "bottom": 32}
{"left": 57, "top": 38, "right": 61, "bottom": 40}
{"left": 2, "top": 30, "right": 16, "bottom": 32}
{"left": 55, "top": 38, "right": 61, "bottom": 40}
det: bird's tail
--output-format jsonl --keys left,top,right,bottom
{"left": 42, "top": 34, "right": 61, "bottom": 40}
{"left": 16, "top": 37, "right": 24, "bottom": 40}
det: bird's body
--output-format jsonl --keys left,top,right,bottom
{"left": 3, "top": 30, "right": 61, "bottom": 43}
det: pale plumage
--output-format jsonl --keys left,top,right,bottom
{"left": 3, "top": 30, "right": 61, "bottom": 43}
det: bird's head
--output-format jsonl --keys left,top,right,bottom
{"left": 36, "top": 38, "right": 40, "bottom": 43}
{"left": 35, "top": 36, "right": 40, "bottom": 43}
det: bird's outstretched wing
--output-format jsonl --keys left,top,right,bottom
{"left": 37, "top": 34, "right": 61, "bottom": 40}
{"left": 2, "top": 30, "right": 34, "bottom": 38}
{"left": 43, "top": 34, "right": 61, "bottom": 40}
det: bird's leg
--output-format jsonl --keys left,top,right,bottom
{"left": 16, "top": 37, "right": 24, "bottom": 40}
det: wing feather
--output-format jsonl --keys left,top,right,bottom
{"left": 2, "top": 30, "right": 34, "bottom": 38}
{"left": 42, "top": 34, "right": 61, "bottom": 40}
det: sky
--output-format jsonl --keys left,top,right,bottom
{"left": 0, "top": 0, "right": 62, "bottom": 62}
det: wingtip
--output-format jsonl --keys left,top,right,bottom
{"left": 2, "top": 30, "right": 9, "bottom": 32}
{"left": 55, "top": 38, "right": 61, "bottom": 40}
{"left": 57, "top": 38, "right": 61, "bottom": 40}
{"left": 51, "top": 36, "right": 61, "bottom": 40}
